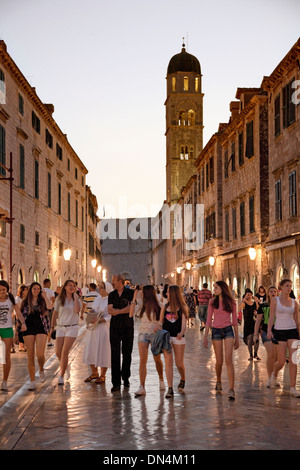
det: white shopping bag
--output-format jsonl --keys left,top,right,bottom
{"left": 0, "top": 338, "right": 6, "bottom": 364}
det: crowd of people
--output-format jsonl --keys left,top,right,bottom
{"left": 0, "top": 275, "right": 299, "bottom": 400}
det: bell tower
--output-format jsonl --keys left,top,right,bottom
{"left": 165, "top": 42, "right": 203, "bottom": 205}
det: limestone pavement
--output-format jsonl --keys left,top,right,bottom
{"left": 1, "top": 318, "right": 300, "bottom": 452}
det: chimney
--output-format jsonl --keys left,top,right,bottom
{"left": 44, "top": 103, "right": 55, "bottom": 116}
{"left": 230, "top": 101, "right": 239, "bottom": 121}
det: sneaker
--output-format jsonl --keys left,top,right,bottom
{"left": 65, "top": 365, "right": 71, "bottom": 380}
{"left": 135, "top": 386, "right": 146, "bottom": 396}
{"left": 28, "top": 381, "right": 36, "bottom": 391}
{"left": 290, "top": 387, "right": 300, "bottom": 397}
{"left": 39, "top": 370, "right": 45, "bottom": 383}
{"left": 254, "top": 354, "right": 261, "bottom": 361}
{"left": 215, "top": 381, "right": 222, "bottom": 391}
{"left": 1, "top": 380, "right": 8, "bottom": 391}
{"left": 58, "top": 376, "right": 64, "bottom": 385}
{"left": 159, "top": 380, "right": 166, "bottom": 390}
{"left": 47, "top": 342, "right": 54, "bottom": 348}
{"left": 165, "top": 387, "right": 174, "bottom": 399}
{"left": 228, "top": 389, "right": 235, "bottom": 400}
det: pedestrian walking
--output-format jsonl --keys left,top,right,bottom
{"left": 15, "top": 284, "right": 28, "bottom": 352}
{"left": 239, "top": 289, "right": 260, "bottom": 361}
{"left": 43, "top": 278, "right": 55, "bottom": 348}
{"left": 130, "top": 285, "right": 165, "bottom": 397}
{"left": 255, "top": 285, "right": 267, "bottom": 305}
{"left": 80, "top": 283, "right": 100, "bottom": 321}
{"left": 254, "top": 286, "right": 278, "bottom": 387}
{"left": 197, "top": 283, "right": 212, "bottom": 331}
{"left": 51, "top": 280, "right": 81, "bottom": 385}
{"left": 203, "top": 281, "right": 239, "bottom": 400}
{"left": 160, "top": 285, "right": 188, "bottom": 399}
{"left": 267, "top": 279, "right": 300, "bottom": 397}
{"left": 20, "top": 282, "right": 52, "bottom": 390}
{"left": 184, "top": 288, "right": 196, "bottom": 327}
{"left": 108, "top": 274, "right": 134, "bottom": 392}
{"left": 0, "top": 281, "right": 27, "bottom": 391}
{"left": 83, "top": 281, "right": 113, "bottom": 384}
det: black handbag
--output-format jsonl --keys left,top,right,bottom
{"left": 51, "top": 329, "right": 56, "bottom": 340}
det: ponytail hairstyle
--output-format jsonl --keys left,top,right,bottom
{"left": 212, "top": 281, "right": 235, "bottom": 313}
{"left": 0, "top": 280, "right": 16, "bottom": 305}
{"left": 140, "top": 285, "right": 161, "bottom": 321}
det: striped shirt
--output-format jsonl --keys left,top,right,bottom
{"left": 83, "top": 291, "right": 100, "bottom": 312}
{"left": 197, "top": 289, "right": 212, "bottom": 305}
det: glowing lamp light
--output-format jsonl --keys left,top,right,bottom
{"left": 209, "top": 256, "right": 215, "bottom": 266}
{"left": 91, "top": 259, "right": 97, "bottom": 268}
{"left": 97, "top": 265, "right": 102, "bottom": 273}
{"left": 102, "top": 269, "right": 107, "bottom": 282}
{"left": 186, "top": 262, "right": 191, "bottom": 270}
{"left": 63, "top": 249, "right": 71, "bottom": 261}
{"left": 249, "top": 248, "right": 257, "bottom": 261}
{"left": 176, "top": 267, "right": 181, "bottom": 274}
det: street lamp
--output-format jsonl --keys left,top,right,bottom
{"left": 186, "top": 262, "right": 191, "bottom": 270}
{"left": 91, "top": 259, "right": 97, "bottom": 268}
{"left": 63, "top": 249, "right": 71, "bottom": 261}
{"left": 209, "top": 256, "right": 215, "bottom": 266}
{"left": 97, "top": 265, "right": 102, "bottom": 273}
{"left": 102, "top": 269, "right": 107, "bottom": 282}
{"left": 249, "top": 247, "right": 257, "bottom": 261}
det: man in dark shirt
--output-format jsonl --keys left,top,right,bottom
{"left": 108, "top": 274, "right": 134, "bottom": 392}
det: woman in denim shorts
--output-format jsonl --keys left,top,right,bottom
{"left": 203, "top": 281, "right": 239, "bottom": 400}
{"left": 129, "top": 285, "right": 165, "bottom": 397}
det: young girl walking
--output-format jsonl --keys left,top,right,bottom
{"left": 203, "top": 281, "right": 239, "bottom": 400}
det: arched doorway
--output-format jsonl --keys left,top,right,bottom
{"left": 291, "top": 263, "right": 300, "bottom": 300}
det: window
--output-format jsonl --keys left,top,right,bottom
{"left": 275, "top": 180, "right": 282, "bottom": 221}
{"left": 206, "top": 163, "right": 209, "bottom": 188}
{"left": 232, "top": 207, "right": 237, "bottom": 239}
{"left": 32, "top": 111, "right": 40, "bottom": 133}
{"left": 188, "top": 110, "right": 195, "bottom": 126}
{"left": 58, "top": 182, "right": 61, "bottom": 215}
{"left": 75, "top": 200, "right": 78, "bottom": 227}
{"left": 20, "top": 224, "right": 25, "bottom": 244}
{"left": 201, "top": 167, "right": 204, "bottom": 193}
{"left": 0, "top": 124, "right": 6, "bottom": 176}
{"left": 59, "top": 241, "right": 63, "bottom": 256}
{"left": 180, "top": 145, "right": 190, "bottom": 160}
{"left": 75, "top": 167, "right": 78, "bottom": 180}
{"left": 274, "top": 94, "right": 281, "bottom": 137}
{"left": 183, "top": 76, "right": 189, "bottom": 91}
{"left": 209, "top": 156, "right": 214, "bottom": 184}
{"left": 224, "top": 149, "right": 229, "bottom": 179}
{"left": 238, "top": 131, "right": 244, "bottom": 166}
{"left": 240, "top": 202, "right": 245, "bottom": 237}
{"left": 0, "top": 220, "right": 6, "bottom": 237}
{"left": 172, "top": 77, "right": 176, "bottom": 92}
{"left": 18, "top": 94, "right": 24, "bottom": 115}
{"left": 48, "top": 237, "right": 52, "bottom": 251}
{"left": 67, "top": 158, "right": 70, "bottom": 171}
{"left": 205, "top": 213, "right": 216, "bottom": 240}
{"left": 56, "top": 143, "right": 63, "bottom": 160}
{"left": 89, "top": 233, "right": 94, "bottom": 257}
{"left": 0, "top": 68, "right": 5, "bottom": 104}
{"left": 245, "top": 120, "right": 254, "bottom": 158}
{"left": 19, "top": 144, "right": 25, "bottom": 189}
{"left": 231, "top": 142, "right": 235, "bottom": 172}
{"left": 47, "top": 172, "right": 51, "bottom": 208}
{"left": 81, "top": 175, "right": 84, "bottom": 187}
{"left": 225, "top": 211, "right": 229, "bottom": 242}
{"left": 195, "top": 77, "right": 199, "bottom": 92}
{"left": 283, "top": 78, "right": 295, "bottom": 129}
{"left": 82, "top": 206, "right": 84, "bottom": 231}
{"left": 68, "top": 192, "right": 71, "bottom": 222}
{"left": 35, "top": 231, "right": 39, "bottom": 247}
{"left": 179, "top": 111, "right": 185, "bottom": 125}
{"left": 249, "top": 195, "right": 255, "bottom": 233}
{"left": 289, "top": 171, "right": 297, "bottom": 217}
{"left": 45, "top": 129, "right": 53, "bottom": 148}
{"left": 34, "top": 160, "right": 39, "bottom": 199}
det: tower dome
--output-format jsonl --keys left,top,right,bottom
{"left": 167, "top": 42, "right": 201, "bottom": 75}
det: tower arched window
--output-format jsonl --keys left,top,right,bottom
{"left": 195, "top": 77, "right": 199, "bottom": 92}
{"left": 178, "top": 111, "right": 185, "bottom": 125}
{"left": 180, "top": 145, "right": 194, "bottom": 160}
{"left": 183, "top": 76, "right": 189, "bottom": 91}
{"left": 172, "top": 77, "right": 176, "bottom": 92}
{"left": 188, "top": 110, "right": 195, "bottom": 126}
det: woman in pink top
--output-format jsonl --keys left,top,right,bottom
{"left": 203, "top": 281, "right": 239, "bottom": 400}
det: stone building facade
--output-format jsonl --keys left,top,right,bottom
{"left": 153, "top": 38, "right": 300, "bottom": 301}
{"left": 0, "top": 40, "right": 101, "bottom": 293}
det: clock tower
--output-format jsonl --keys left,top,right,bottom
{"left": 165, "top": 42, "right": 203, "bottom": 205}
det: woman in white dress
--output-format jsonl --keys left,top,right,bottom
{"left": 83, "top": 281, "right": 113, "bottom": 384}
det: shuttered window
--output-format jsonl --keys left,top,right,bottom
{"left": 245, "top": 121, "right": 254, "bottom": 158}
{"left": 289, "top": 171, "right": 297, "bottom": 217}
{"left": 240, "top": 202, "right": 245, "bottom": 237}
{"left": 274, "top": 94, "right": 281, "bottom": 137}
{"left": 275, "top": 180, "right": 282, "bottom": 222}
{"left": 0, "top": 124, "right": 6, "bottom": 176}
{"left": 19, "top": 144, "right": 25, "bottom": 189}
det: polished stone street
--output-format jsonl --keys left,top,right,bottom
{"left": 1, "top": 318, "right": 300, "bottom": 452}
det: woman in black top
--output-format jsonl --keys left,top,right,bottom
{"left": 239, "top": 289, "right": 259, "bottom": 361}
{"left": 160, "top": 285, "right": 188, "bottom": 398}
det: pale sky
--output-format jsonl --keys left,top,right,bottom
{"left": 1, "top": 0, "right": 300, "bottom": 218}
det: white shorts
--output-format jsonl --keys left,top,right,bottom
{"left": 170, "top": 336, "right": 186, "bottom": 346}
{"left": 56, "top": 325, "right": 79, "bottom": 338}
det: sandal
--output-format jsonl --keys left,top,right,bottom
{"left": 84, "top": 374, "right": 99, "bottom": 382}
{"left": 95, "top": 376, "right": 106, "bottom": 384}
